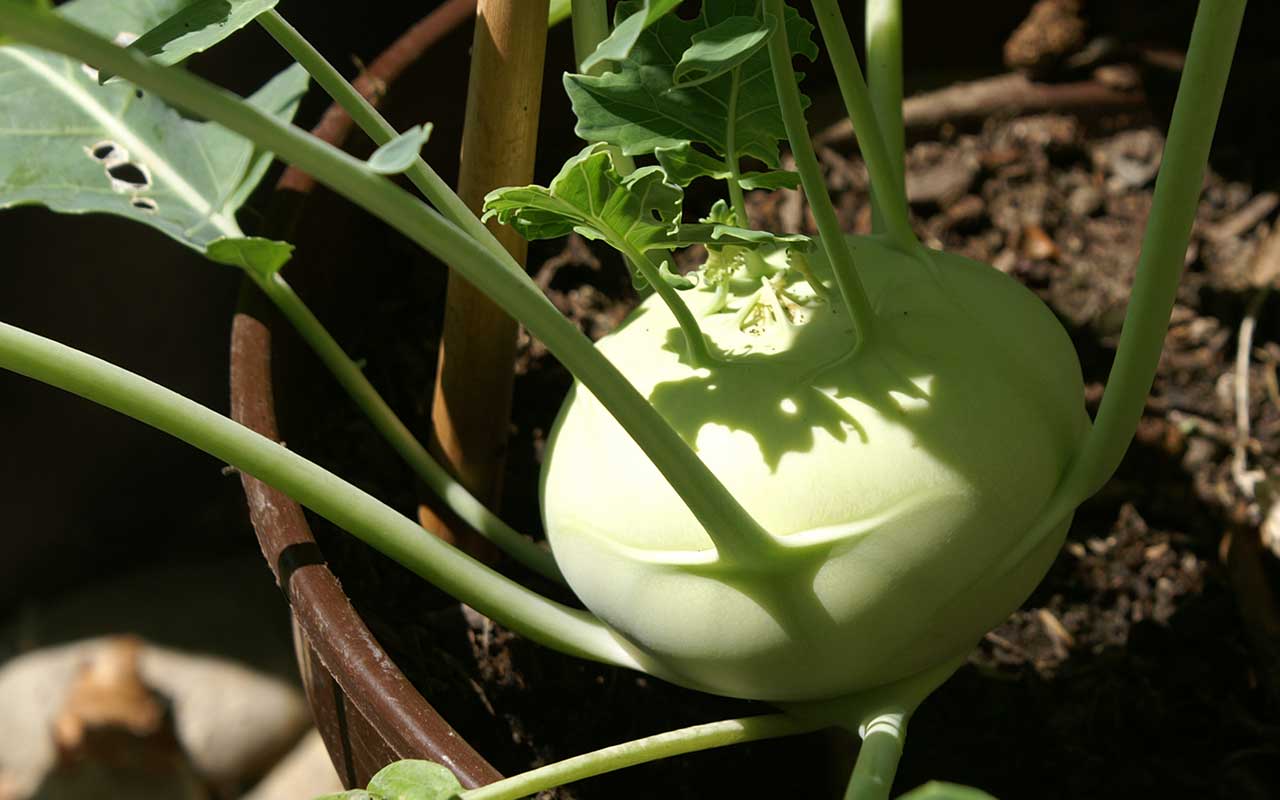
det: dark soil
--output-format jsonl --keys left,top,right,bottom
{"left": 275, "top": 61, "right": 1280, "bottom": 800}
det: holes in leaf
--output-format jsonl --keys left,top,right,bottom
{"left": 107, "top": 162, "right": 151, "bottom": 191}
{"left": 87, "top": 141, "right": 118, "bottom": 161}
{"left": 131, "top": 197, "right": 158, "bottom": 213}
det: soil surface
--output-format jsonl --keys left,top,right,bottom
{"left": 279, "top": 53, "right": 1280, "bottom": 800}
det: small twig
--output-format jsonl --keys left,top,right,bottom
{"left": 275, "top": 0, "right": 477, "bottom": 196}
{"left": 1232, "top": 288, "right": 1269, "bottom": 500}
{"left": 816, "top": 72, "right": 1144, "bottom": 146}
{"left": 1201, "top": 192, "right": 1279, "bottom": 243}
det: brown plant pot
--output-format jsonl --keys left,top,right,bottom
{"left": 228, "top": 284, "right": 503, "bottom": 791}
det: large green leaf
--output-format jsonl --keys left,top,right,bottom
{"left": 671, "top": 14, "right": 773, "bottom": 88}
{"left": 579, "top": 0, "right": 681, "bottom": 73}
{"left": 0, "top": 0, "right": 309, "bottom": 250}
{"left": 564, "top": 0, "right": 817, "bottom": 166}
{"left": 100, "top": 0, "right": 280, "bottom": 83}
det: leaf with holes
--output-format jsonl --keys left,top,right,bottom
{"left": 579, "top": 0, "right": 680, "bottom": 73}
{"left": 99, "top": 0, "right": 280, "bottom": 83}
{"left": 0, "top": 0, "right": 309, "bottom": 251}
{"left": 564, "top": 0, "right": 817, "bottom": 166}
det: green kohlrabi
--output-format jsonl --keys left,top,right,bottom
{"left": 0, "top": 0, "right": 1246, "bottom": 797}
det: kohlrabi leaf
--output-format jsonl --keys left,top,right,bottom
{"left": 365, "top": 760, "right": 464, "bottom": 800}
{"left": 0, "top": 0, "right": 309, "bottom": 251}
{"left": 206, "top": 236, "right": 294, "bottom": 277}
{"left": 565, "top": 0, "right": 817, "bottom": 166}
{"left": 580, "top": 0, "right": 681, "bottom": 73}
{"left": 484, "top": 143, "right": 683, "bottom": 252}
{"left": 313, "top": 792, "right": 375, "bottom": 800}
{"left": 671, "top": 14, "right": 773, "bottom": 88}
{"left": 0, "top": 0, "right": 52, "bottom": 45}
{"left": 99, "top": 0, "right": 279, "bottom": 83}
{"left": 366, "top": 123, "right": 433, "bottom": 175}
{"left": 654, "top": 142, "right": 800, "bottom": 189}
{"left": 898, "top": 782, "right": 999, "bottom": 800}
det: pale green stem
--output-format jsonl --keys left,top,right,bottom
{"left": 864, "top": 0, "right": 904, "bottom": 236}
{"left": 616, "top": 239, "right": 714, "bottom": 367}
{"left": 461, "top": 714, "right": 821, "bottom": 800}
{"left": 725, "top": 65, "right": 751, "bottom": 225}
{"left": 844, "top": 712, "right": 907, "bottom": 800}
{"left": 0, "top": 321, "right": 639, "bottom": 668}
{"left": 1059, "top": 0, "right": 1246, "bottom": 503}
{"left": 808, "top": 0, "right": 914, "bottom": 252}
{"left": 764, "top": 0, "right": 877, "bottom": 349}
{"left": 2, "top": 6, "right": 779, "bottom": 566}
{"left": 569, "top": 0, "right": 635, "bottom": 173}
{"left": 249, "top": 271, "right": 564, "bottom": 584}
{"left": 570, "top": 0, "right": 611, "bottom": 74}
{"left": 257, "top": 10, "right": 510, "bottom": 266}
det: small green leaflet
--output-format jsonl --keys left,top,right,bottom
{"left": 366, "top": 124, "right": 434, "bottom": 175}
{"left": 484, "top": 143, "right": 806, "bottom": 262}
{"left": 565, "top": 0, "right": 817, "bottom": 166}
{"left": 672, "top": 14, "right": 773, "bottom": 88}
{"left": 0, "top": 0, "right": 309, "bottom": 252}
{"left": 580, "top": 0, "right": 681, "bottom": 73}
{"left": 368, "top": 760, "right": 464, "bottom": 800}
{"left": 99, "top": 0, "right": 279, "bottom": 83}
{"left": 655, "top": 142, "right": 800, "bottom": 189}
{"left": 206, "top": 236, "right": 293, "bottom": 277}
{"left": 899, "top": 782, "right": 999, "bottom": 800}
{"left": 484, "top": 143, "right": 683, "bottom": 252}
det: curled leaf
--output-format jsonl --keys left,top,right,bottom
{"left": 367, "top": 123, "right": 434, "bottom": 175}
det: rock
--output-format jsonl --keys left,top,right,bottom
{"left": 242, "top": 730, "right": 342, "bottom": 800}
{"left": 36, "top": 638, "right": 209, "bottom": 800}
{"left": 1004, "top": 0, "right": 1086, "bottom": 76}
{"left": 0, "top": 638, "right": 309, "bottom": 799}
{"left": 1067, "top": 185, "right": 1104, "bottom": 218}
{"left": 906, "top": 155, "right": 979, "bottom": 208}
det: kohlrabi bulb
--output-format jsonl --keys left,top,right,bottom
{"left": 541, "top": 236, "right": 1089, "bottom": 702}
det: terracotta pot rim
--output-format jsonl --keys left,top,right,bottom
{"left": 228, "top": 280, "right": 502, "bottom": 790}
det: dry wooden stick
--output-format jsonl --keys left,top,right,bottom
{"left": 816, "top": 72, "right": 1145, "bottom": 146}
{"left": 421, "top": 0, "right": 550, "bottom": 558}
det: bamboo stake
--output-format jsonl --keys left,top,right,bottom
{"left": 422, "top": 0, "right": 550, "bottom": 558}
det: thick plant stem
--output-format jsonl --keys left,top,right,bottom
{"left": 424, "top": 0, "right": 550, "bottom": 561}
{"left": 0, "top": 321, "right": 640, "bottom": 669}
{"left": 844, "top": 712, "right": 907, "bottom": 800}
{"left": 864, "top": 0, "right": 904, "bottom": 236}
{"left": 809, "top": 0, "right": 914, "bottom": 252}
{"left": 460, "top": 714, "right": 821, "bottom": 800}
{"left": 2, "top": 6, "right": 779, "bottom": 567}
{"left": 1060, "top": 0, "right": 1246, "bottom": 503}
{"left": 570, "top": 0, "right": 610, "bottom": 73}
{"left": 765, "top": 0, "right": 877, "bottom": 349}
{"left": 249, "top": 270, "right": 564, "bottom": 583}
